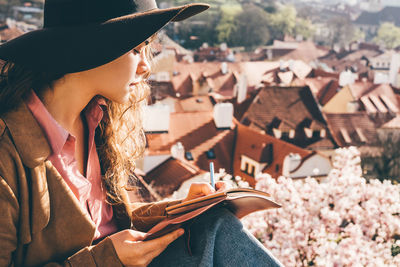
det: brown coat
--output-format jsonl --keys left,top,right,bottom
{"left": 0, "top": 103, "right": 173, "bottom": 266}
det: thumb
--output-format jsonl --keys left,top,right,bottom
{"left": 126, "top": 229, "right": 147, "bottom": 241}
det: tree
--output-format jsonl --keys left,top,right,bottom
{"left": 361, "top": 131, "right": 400, "bottom": 183}
{"left": 373, "top": 22, "right": 400, "bottom": 49}
{"left": 228, "top": 4, "right": 270, "bottom": 49}
{"left": 327, "top": 16, "right": 356, "bottom": 49}
{"left": 216, "top": 3, "right": 242, "bottom": 44}
{"left": 293, "top": 17, "right": 315, "bottom": 41}
{"left": 267, "top": 5, "right": 297, "bottom": 41}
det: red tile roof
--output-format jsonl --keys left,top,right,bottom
{"left": 280, "top": 41, "right": 328, "bottom": 63}
{"left": 0, "top": 24, "right": 23, "bottom": 42}
{"left": 318, "top": 49, "right": 380, "bottom": 74}
{"left": 348, "top": 83, "right": 400, "bottom": 115}
{"left": 325, "top": 113, "right": 378, "bottom": 147}
{"left": 195, "top": 129, "right": 236, "bottom": 174}
{"left": 293, "top": 77, "right": 340, "bottom": 106}
{"left": 144, "top": 157, "right": 202, "bottom": 198}
{"left": 170, "top": 61, "right": 280, "bottom": 97}
{"left": 347, "top": 81, "right": 374, "bottom": 99}
{"left": 174, "top": 96, "right": 214, "bottom": 113}
{"left": 242, "top": 86, "right": 326, "bottom": 132}
{"left": 381, "top": 115, "right": 400, "bottom": 129}
{"left": 146, "top": 111, "right": 215, "bottom": 152}
{"left": 233, "top": 124, "right": 312, "bottom": 184}
{"left": 306, "top": 137, "right": 336, "bottom": 150}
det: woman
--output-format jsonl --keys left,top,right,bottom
{"left": 0, "top": 0, "right": 283, "bottom": 266}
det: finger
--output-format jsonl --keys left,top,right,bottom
{"left": 126, "top": 229, "right": 147, "bottom": 241}
{"left": 215, "top": 181, "right": 227, "bottom": 191}
{"left": 140, "top": 229, "right": 184, "bottom": 258}
{"left": 194, "top": 182, "right": 215, "bottom": 195}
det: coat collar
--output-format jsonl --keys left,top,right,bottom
{"left": 2, "top": 102, "right": 51, "bottom": 168}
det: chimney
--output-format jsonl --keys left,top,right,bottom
{"left": 213, "top": 103, "right": 233, "bottom": 129}
{"left": 221, "top": 62, "right": 228, "bottom": 74}
{"left": 279, "top": 60, "right": 285, "bottom": 71}
{"left": 171, "top": 142, "right": 185, "bottom": 160}
{"left": 220, "top": 43, "right": 227, "bottom": 51}
{"left": 389, "top": 53, "right": 400, "bottom": 86}
{"left": 339, "top": 69, "right": 357, "bottom": 87}
{"left": 143, "top": 103, "right": 170, "bottom": 133}
{"left": 236, "top": 73, "right": 248, "bottom": 104}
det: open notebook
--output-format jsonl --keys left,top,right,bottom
{"left": 143, "top": 188, "right": 281, "bottom": 240}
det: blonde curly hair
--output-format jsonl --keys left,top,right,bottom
{"left": 0, "top": 43, "right": 154, "bottom": 206}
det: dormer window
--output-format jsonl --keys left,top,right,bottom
{"left": 241, "top": 161, "right": 255, "bottom": 177}
{"left": 240, "top": 155, "right": 268, "bottom": 178}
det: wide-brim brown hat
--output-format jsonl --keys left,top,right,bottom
{"left": 0, "top": 0, "right": 209, "bottom": 74}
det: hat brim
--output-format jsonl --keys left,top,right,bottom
{"left": 0, "top": 3, "right": 209, "bottom": 74}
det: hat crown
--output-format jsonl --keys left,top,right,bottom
{"left": 44, "top": 0, "right": 158, "bottom": 27}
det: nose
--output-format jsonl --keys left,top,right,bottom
{"left": 136, "top": 53, "right": 150, "bottom": 77}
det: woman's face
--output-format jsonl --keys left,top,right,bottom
{"left": 79, "top": 41, "right": 150, "bottom": 104}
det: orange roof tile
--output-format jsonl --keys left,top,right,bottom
{"left": 233, "top": 124, "right": 312, "bottom": 184}
{"left": 281, "top": 41, "right": 328, "bottom": 63}
{"left": 146, "top": 111, "right": 215, "bottom": 152}
{"left": 195, "top": 129, "right": 236, "bottom": 174}
{"left": 290, "top": 60, "right": 312, "bottom": 80}
{"left": 348, "top": 81, "right": 374, "bottom": 99}
{"left": 325, "top": 113, "right": 378, "bottom": 147}
{"left": 0, "top": 24, "right": 23, "bottom": 42}
{"left": 174, "top": 96, "right": 214, "bottom": 113}
{"left": 298, "top": 77, "right": 340, "bottom": 106}
{"left": 144, "top": 157, "right": 201, "bottom": 198}
{"left": 306, "top": 138, "right": 336, "bottom": 150}
{"left": 278, "top": 71, "right": 294, "bottom": 85}
{"left": 380, "top": 115, "right": 400, "bottom": 129}
{"left": 170, "top": 61, "right": 280, "bottom": 97}
{"left": 242, "top": 86, "right": 326, "bottom": 132}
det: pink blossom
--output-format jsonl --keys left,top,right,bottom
{"left": 242, "top": 147, "right": 400, "bottom": 266}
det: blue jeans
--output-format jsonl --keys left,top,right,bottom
{"left": 149, "top": 207, "right": 284, "bottom": 267}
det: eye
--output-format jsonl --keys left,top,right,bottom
{"left": 133, "top": 40, "right": 150, "bottom": 55}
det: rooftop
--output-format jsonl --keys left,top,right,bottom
{"left": 325, "top": 113, "right": 379, "bottom": 147}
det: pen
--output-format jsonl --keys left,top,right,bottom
{"left": 209, "top": 162, "right": 215, "bottom": 189}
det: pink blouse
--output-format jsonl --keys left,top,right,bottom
{"left": 25, "top": 91, "right": 118, "bottom": 240}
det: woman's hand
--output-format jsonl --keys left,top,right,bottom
{"left": 182, "top": 181, "right": 230, "bottom": 202}
{"left": 109, "top": 228, "right": 184, "bottom": 267}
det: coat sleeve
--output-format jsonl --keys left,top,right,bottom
{"left": 0, "top": 175, "right": 123, "bottom": 267}
{"left": 130, "top": 200, "right": 182, "bottom": 232}
{"left": 0, "top": 175, "right": 19, "bottom": 266}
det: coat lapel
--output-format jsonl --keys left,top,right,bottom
{"left": 2, "top": 102, "right": 51, "bottom": 169}
{"left": 1, "top": 102, "right": 95, "bottom": 246}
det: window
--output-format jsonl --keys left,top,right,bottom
{"left": 243, "top": 162, "right": 249, "bottom": 172}
{"left": 249, "top": 165, "right": 255, "bottom": 177}
{"left": 206, "top": 149, "right": 216, "bottom": 159}
{"left": 185, "top": 151, "right": 194, "bottom": 161}
{"left": 241, "top": 161, "right": 256, "bottom": 177}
